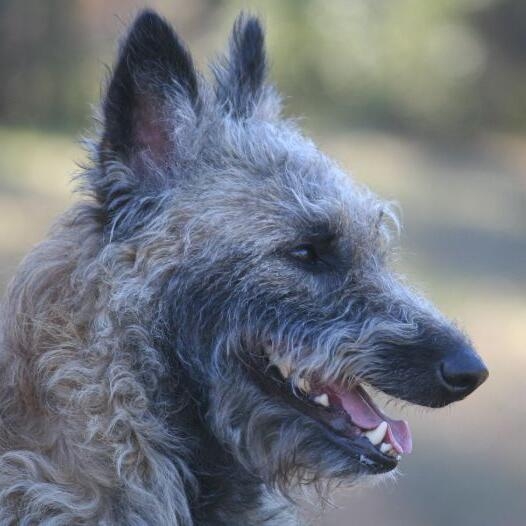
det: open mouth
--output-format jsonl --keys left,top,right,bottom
{"left": 253, "top": 350, "right": 413, "bottom": 473}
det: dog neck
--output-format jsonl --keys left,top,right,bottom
{"left": 158, "top": 355, "right": 292, "bottom": 525}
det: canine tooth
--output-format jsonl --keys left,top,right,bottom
{"left": 380, "top": 442, "right": 392, "bottom": 454}
{"left": 296, "top": 377, "right": 311, "bottom": 393}
{"left": 314, "top": 393, "right": 329, "bottom": 407}
{"left": 396, "top": 454, "right": 402, "bottom": 461}
{"left": 276, "top": 361, "right": 292, "bottom": 379}
{"left": 269, "top": 353, "right": 292, "bottom": 379}
{"left": 364, "top": 421, "right": 388, "bottom": 446}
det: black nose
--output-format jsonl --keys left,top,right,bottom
{"left": 439, "top": 346, "right": 488, "bottom": 397}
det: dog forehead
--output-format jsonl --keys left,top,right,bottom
{"left": 197, "top": 134, "right": 380, "bottom": 246}
{"left": 214, "top": 119, "right": 340, "bottom": 192}
{"left": 187, "top": 116, "right": 388, "bottom": 245}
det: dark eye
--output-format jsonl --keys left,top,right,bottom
{"left": 289, "top": 243, "right": 319, "bottom": 263}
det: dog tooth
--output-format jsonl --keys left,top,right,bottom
{"left": 276, "top": 360, "right": 292, "bottom": 379}
{"left": 364, "top": 421, "right": 388, "bottom": 446}
{"left": 297, "top": 377, "right": 311, "bottom": 393}
{"left": 269, "top": 352, "right": 292, "bottom": 378}
{"left": 314, "top": 393, "right": 329, "bottom": 407}
{"left": 396, "top": 454, "right": 402, "bottom": 461}
{"left": 380, "top": 442, "right": 392, "bottom": 454}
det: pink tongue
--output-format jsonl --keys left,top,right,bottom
{"left": 335, "top": 385, "right": 412, "bottom": 454}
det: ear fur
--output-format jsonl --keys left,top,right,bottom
{"left": 94, "top": 10, "right": 199, "bottom": 229}
{"left": 100, "top": 10, "right": 198, "bottom": 168}
{"left": 213, "top": 14, "right": 267, "bottom": 118}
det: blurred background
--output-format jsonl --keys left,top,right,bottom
{"left": 0, "top": 1, "right": 524, "bottom": 524}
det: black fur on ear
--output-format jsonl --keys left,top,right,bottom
{"left": 100, "top": 9, "right": 198, "bottom": 168}
{"left": 92, "top": 10, "right": 199, "bottom": 238}
{"left": 214, "top": 14, "right": 267, "bottom": 118}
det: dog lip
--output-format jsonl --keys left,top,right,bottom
{"left": 315, "top": 421, "right": 400, "bottom": 474}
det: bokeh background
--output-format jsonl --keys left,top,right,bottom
{"left": 1, "top": 1, "right": 525, "bottom": 525}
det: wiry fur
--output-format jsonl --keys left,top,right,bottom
{"left": 0, "top": 10, "right": 486, "bottom": 525}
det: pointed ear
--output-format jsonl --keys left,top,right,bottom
{"left": 213, "top": 14, "right": 267, "bottom": 118}
{"left": 100, "top": 10, "right": 198, "bottom": 169}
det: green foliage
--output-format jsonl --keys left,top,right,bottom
{"left": 228, "top": 0, "right": 513, "bottom": 134}
{"left": 0, "top": 0, "right": 524, "bottom": 136}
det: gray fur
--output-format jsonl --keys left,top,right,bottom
{"left": 0, "top": 11, "right": 486, "bottom": 525}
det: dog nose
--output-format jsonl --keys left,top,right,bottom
{"left": 439, "top": 346, "right": 488, "bottom": 397}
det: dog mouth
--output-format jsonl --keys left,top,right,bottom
{"left": 253, "top": 350, "right": 412, "bottom": 473}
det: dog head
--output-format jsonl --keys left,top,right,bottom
{"left": 93, "top": 11, "right": 488, "bottom": 492}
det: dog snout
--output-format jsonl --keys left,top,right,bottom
{"left": 437, "top": 345, "right": 488, "bottom": 399}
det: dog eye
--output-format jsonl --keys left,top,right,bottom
{"left": 290, "top": 244, "right": 319, "bottom": 263}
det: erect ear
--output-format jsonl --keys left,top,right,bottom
{"left": 213, "top": 14, "right": 267, "bottom": 118}
{"left": 100, "top": 10, "right": 198, "bottom": 171}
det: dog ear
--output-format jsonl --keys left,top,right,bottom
{"left": 213, "top": 14, "right": 267, "bottom": 118}
{"left": 100, "top": 10, "right": 198, "bottom": 170}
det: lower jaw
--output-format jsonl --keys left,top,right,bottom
{"left": 278, "top": 390, "right": 402, "bottom": 474}
{"left": 314, "top": 420, "right": 400, "bottom": 475}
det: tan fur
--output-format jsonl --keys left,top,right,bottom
{"left": 0, "top": 209, "right": 195, "bottom": 525}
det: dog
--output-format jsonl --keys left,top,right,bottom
{"left": 0, "top": 10, "right": 488, "bottom": 525}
